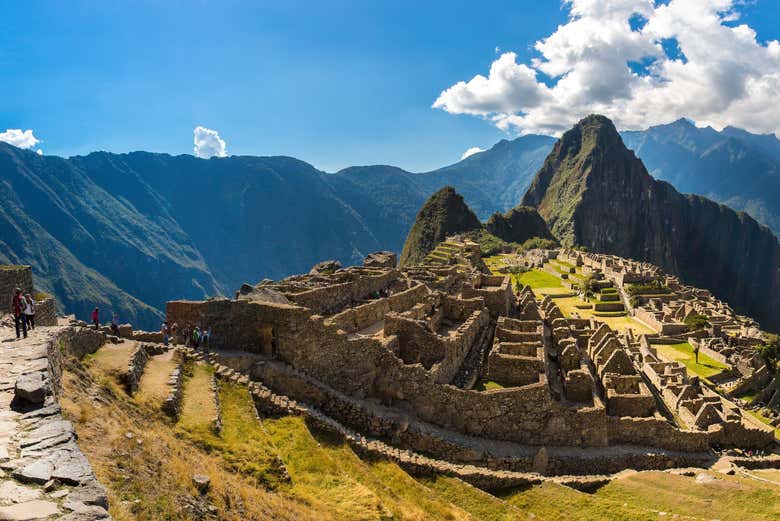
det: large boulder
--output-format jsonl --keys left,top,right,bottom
{"left": 309, "top": 260, "right": 342, "bottom": 276}
{"left": 15, "top": 372, "right": 49, "bottom": 404}
{"left": 363, "top": 251, "right": 397, "bottom": 268}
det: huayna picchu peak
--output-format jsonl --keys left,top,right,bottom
{"left": 522, "top": 114, "right": 780, "bottom": 333}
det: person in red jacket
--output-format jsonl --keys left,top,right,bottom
{"left": 91, "top": 307, "right": 100, "bottom": 330}
{"left": 12, "top": 288, "right": 27, "bottom": 340}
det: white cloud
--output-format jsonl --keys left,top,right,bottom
{"left": 461, "top": 146, "right": 486, "bottom": 160}
{"left": 433, "top": 0, "right": 780, "bottom": 137}
{"left": 36, "top": 149, "right": 43, "bottom": 155}
{"left": 0, "top": 129, "right": 41, "bottom": 149}
{"left": 193, "top": 126, "right": 228, "bottom": 158}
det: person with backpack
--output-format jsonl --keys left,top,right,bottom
{"left": 111, "top": 312, "right": 120, "bottom": 336}
{"left": 12, "top": 288, "right": 27, "bottom": 340}
{"left": 23, "top": 293, "right": 35, "bottom": 330}
{"left": 91, "top": 307, "right": 100, "bottom": 330}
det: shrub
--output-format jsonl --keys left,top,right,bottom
{"left": 757, "top": 333, "right": 779, "bottom": 373}
{"left": 684, "top": 314, "right": 710, "bottom": 330}
{"left": 626, "top": 280, "right": 670, "bottom": 296}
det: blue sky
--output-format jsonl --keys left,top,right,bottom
{"left": 2, "top": 1, "right": 780, "bottom": 171}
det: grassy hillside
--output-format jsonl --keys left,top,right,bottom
{"left": 61, "top": 343, "right": 780, "bottom": 520}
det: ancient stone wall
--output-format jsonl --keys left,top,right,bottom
{"left": 161, "top": 359, "right": 184, "bottom": 419}
{"left": 35, "top": 297, "right": 58, "bottom": 326}
{"left": 487, "top": 343, "right": 545, "bottom": 387}
{"left": 606, "top": 416, "right": 709, "bottom": 452}
{"left": 0, "top": 265, "right": 33, "bottom": 313}
{"left": 121, "top": 343, "right": 150, "bottom": 395}
{"left": 284, "top": 269, "right": 399, "bottom": 315}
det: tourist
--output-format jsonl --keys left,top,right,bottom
{"left": 111, "top": 313, "right": 120, "bottom": 336}
{"left": 24, "top": 293, "right": 35, "bottom": 330}
{"left": 91, "top": 307, "right": 100, "bottom": 330}
{"left": 11, "top": 288, "right": 27, "bottom": 340}
{"left": 161, "top": 321, "right": 170, "bottom": 346}
{"left": 202, "top": 326, "right": 210, "bottom": 351}
{"left": 192, "top": 326, "right": 201, "bottom": 348}
{"left": 171, "top": 322, "right": 179, "bottom": 344}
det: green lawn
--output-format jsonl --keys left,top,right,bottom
{"left": 655, "top": 342, "right": 729, "bottom": 381}
{"left": 515, "top": 269, "right": 562, "bottom": 290}
{"left": 475, "top": 380, "right": 505, "bottom": 391}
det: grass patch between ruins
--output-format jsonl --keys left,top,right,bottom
{"left": 177, "top": 362, "right": 219, "bottom": 438}
{"left": 655, "top": 342, "right": 729, "bottom": 381}
{"left": 516, "top": 269, "right": 562, "bottom": 291}
{"left": 135, "top": 351, "right": 178, "bottom": 407}
{"left": 475, "top": 380, "right": 506, "bottom": 391}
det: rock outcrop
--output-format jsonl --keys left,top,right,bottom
{"left": 399, "top": 186, "right": 482, "bottom": 266}
{"left": 522, "top": 114, "right": 780, "bottom": 332}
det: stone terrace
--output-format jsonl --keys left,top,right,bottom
{"left": 166, "top": 247, "right": 777, "bottom": 483}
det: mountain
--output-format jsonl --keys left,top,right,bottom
{"left": 3, "top": 118, "right": 780, "bottom": 330}
{"left": 0, "top": 136, "right": 555, "bottom": 327}
{"left": 523, "top": 115, "right": 780, "bottom": 332}
{"left": 622, "top": 119, "right": 780, "bottom": 235}
{"left": 398, "top": 186, "right": 482, "bottom": 266}
{"left": 485, "top": 205, "right": 555, "bottom": 244}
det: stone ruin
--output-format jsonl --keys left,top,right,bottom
{"left": 165, "top": 245, "right": 776, "bottom": 482}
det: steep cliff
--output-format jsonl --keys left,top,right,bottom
{"left": 522, "top": 115, "right": 780, "bottom": 332}
{"left": 399, "top": 186, "right": 482, "bottom": 267}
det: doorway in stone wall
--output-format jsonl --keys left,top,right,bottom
{"left": 258, "top": 323, "right": 277, "bottom": 356}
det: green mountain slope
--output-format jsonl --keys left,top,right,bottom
{"left": 399, "top": 186, "right": 482, "bottom": 266}
{"left": 522, "top": 115, "right": 780, "bottom": 332}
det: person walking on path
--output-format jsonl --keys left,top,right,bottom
{"left": 92, "top": 307, "right": 100, "bottom": 330}
{"left": 192, "top": 326, "right": 201, "bottom": 349}
{"left": 162, "top": 321, "right": 170, "bottom": 346}
{"left": 201, "top": 326, "right": 210, "bottom": 351}
{"left": 12, "top": 288, "right": 27, "bottom": 340}
{"left": 23, "top": 293, "right": 35, "bottom": 330}
{"left": 111, "top": 313, "right": 120, "bottom": 336}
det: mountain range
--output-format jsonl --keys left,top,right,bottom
{"left": 1, "top": 119, "right": 779, "bottom": 329}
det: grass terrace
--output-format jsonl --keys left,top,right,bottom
{"left": 178, "top": 362, "right": 219, "bottom": 438}
{"left": 655, "top": 342, "right": 729, "bottom": 382}
{"left": 515, "top": 269, "right": 563, "bottom": 293}
{"left": 135, "top": 351, "right": 178, "bottom": 407}
{"left": 745, "top": 410, "right": 780, "bottom": 441}
{"left": 475, "top": 380, "right": 506, "bottom": 391}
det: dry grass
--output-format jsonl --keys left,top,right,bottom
{"left": 420, "top": 475, "right": 527, "bottom": 521}
{"left": 84, "top": 342, "right": 136, "bottom": 378}
{"left": 178, "top": 362, "right": 218, "bottom": 437}
{"left": 135, "top": 351, "right": 177, "bottom": 407}
{"left": 60, "top": 356, "right": 318, "bottom": 521}
{"left": 261, "top": 415, "right": 473, "bottom": 520}
{"left": 596, "top": 470, "right": 780, "bottom": 521}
